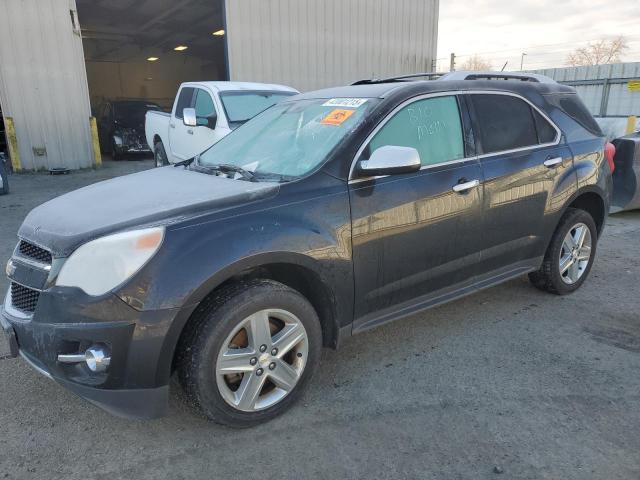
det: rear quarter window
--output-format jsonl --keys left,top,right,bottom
{"left": 547, "top": 94, "right": 603, "bottom": 136}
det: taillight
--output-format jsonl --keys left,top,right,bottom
{"left": 604, "top": 142, "right": 616, "bottom": 174}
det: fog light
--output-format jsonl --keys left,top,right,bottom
{"left": 85, "top": 344, "right": 111, "bottom": 373}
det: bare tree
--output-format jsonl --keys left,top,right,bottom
{"left": 567, "top": 36, "right": 628, "bottom": 66}
{"left": 460, "top": 55, "right": 493, "bottom": 71}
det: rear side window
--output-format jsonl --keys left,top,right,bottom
{"left": 174, "top": 87, "right": 195, "bottom": 119}
{"left": 471, "top": 94, "right": 538, "bottom": 153}
{"left": 366, "top": 95, "right": 465, "bottom": 167}
{"left": 533, "top": 109, "right": 557, "bottom": 144}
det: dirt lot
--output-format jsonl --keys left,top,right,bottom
{"left": 1, "top": 161, "right": 639, "bottom": 479}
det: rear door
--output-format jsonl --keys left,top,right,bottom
{"left": 469, "top": 93, "right": 574, "bottom": 276}
{"left": 169, "top": 86, "right": 195, "bottom": 161}
{"left": 349, "top": 94, "right": 484, "bottom": 328}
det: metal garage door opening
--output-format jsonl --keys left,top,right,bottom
{"left": 77, "top": 0, "right": 227, "bottom": 114}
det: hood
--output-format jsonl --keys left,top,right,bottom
{"left": 19, "top": 167, "right": 279, "bottom": 257}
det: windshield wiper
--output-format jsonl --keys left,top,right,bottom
{"left": 174, "top": 156, "right": 196, "bottom": 168}
{"left": 201, "top": 163, "right": 256, "bottom": 182}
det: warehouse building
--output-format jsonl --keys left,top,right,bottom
{"left": 0, "top": 0, "right": 439, "bottom": 171}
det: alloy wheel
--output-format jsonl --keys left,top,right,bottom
{"left": 559, "top": 222, "right": 592, "bottom": 285}
{"left": 215, "top": 309, "right": 308, "bottom": 412}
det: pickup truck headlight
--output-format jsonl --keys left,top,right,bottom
{"left": 56, "top": 227, "right": 164, "bottom": 296}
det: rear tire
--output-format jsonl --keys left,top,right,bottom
{"left": 529, "top": 208, "right": 597, "bottom": 295}
{"left": 176, "top": 279, "right": 322, "bottom": 427}
{"left": 154, "top": 141, "right": 168, "bottom": 167}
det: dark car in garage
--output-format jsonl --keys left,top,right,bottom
{"left": 97, "top": 100, "right": 163, "bottom": 160}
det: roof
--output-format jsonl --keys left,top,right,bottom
{"left": 294, "top": 75, "right": 576, "bottom": 101}
{"left": 182, "top": 81, "right": 299, "bottom": 93}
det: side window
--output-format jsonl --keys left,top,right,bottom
{"left": 471, "top": 94, "right": 538, "bottom": 154}
{"left": 366, "top": 96, "right": 465, "bottom": 167}
{"left": 194, "top": 89, "right": 216, "bottom": 119}
{"left": 174, "top": 87, "right": 195, "bottom": 119}
{"left": 533, "top": 109, "right": 557, "bottom": 144}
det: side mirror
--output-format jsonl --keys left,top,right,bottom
{"left": 357, "top": 145, "right": 421, "bottom": 177}
{"left": 183, "top": 108, "right": 197, "bottom": 127}
{"left": 197, "top": 112, "right": 217, "bottom": 130}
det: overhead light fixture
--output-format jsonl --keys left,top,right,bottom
{"left": 174, "top": 45, "right": 188, "bottom": 51}
{"left": 212, "top": 29, "right": 225, "bottom": 36}
{"left": 147, "top": 56, "right": 159, "bottom": 62}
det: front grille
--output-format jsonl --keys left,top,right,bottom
{"left": 17, "top": 240, "right": 52, "bottom": 264}
{"left": 10, "top": 282, "right": 40, "bottom": 313}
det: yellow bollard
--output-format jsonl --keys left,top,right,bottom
{"left": 90, "top": 116, "right": 102, "bottom": 167}
{"left": 4, "top": 117, "right": 21, "bottom": 172}
{"left": 625, "top": 115, "right": 637, "bottom": 135}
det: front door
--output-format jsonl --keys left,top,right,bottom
{"left": 189, "top": 88, "right": 225, "bottom": 158}
{"left": 349, "top": 95, "right": 484, "bottom": 330}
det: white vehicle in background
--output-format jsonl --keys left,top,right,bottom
{"left": 145, "top": 81, "right": 298, "bottom": 167}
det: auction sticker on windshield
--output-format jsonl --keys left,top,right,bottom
{"left": 321, "top": 109, "right": 356, "bottom": 126}
{"left": 322, "top": 98, "right": 368, "bottom": 108}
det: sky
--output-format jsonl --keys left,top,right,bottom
{"left": 436, "top": 0, "right": 640, "bottom": 72}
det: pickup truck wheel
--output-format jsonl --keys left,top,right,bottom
{"left": 154, "top": 141, "right": 168, "bottom": 167}
{"left": 176, "top": 279, "right": 322, "bottom": 427}
{"left": 528, "top": 208, "right": 597, "bottom": 295}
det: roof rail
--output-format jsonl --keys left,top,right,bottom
{"left": 438, "top": 71, "right": 557, "bottom": 84}
{"left": 351, "top": 72, "right": 446, "bottom": 85}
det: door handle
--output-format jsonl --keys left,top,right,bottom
{"left": 452, "top": 179, "right": 480, "bottom": 193}
{"left": 169, "top": 123, "right": 175, "bottom": 129}
{"left": 187, "top": 129, "right": 194, "bottom": 135}
{"left": 543, "top": 157, "right": 562, "bottom": 168}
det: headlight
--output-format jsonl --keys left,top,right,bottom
{"left": 56, "top": 227, "right": 164, "bottom": 296}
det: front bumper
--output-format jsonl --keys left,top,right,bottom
{"left": 114, "top": 141, "right": 151, "bottom": 154}
{"left": 1, "top": 289, "right": 184, "bottom": 419}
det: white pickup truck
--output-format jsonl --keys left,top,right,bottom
{"left": 145, "top": 81, "right": 298, "bottom": 166}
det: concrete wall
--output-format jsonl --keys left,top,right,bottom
{"left": 225, "top": 0, "right": 439, "bottom": 92}
{"left": 86, "top": 57, "right": 222, "bottom": 112}
{"left": 0, "top": 0, "right": 94, "bottom": 171}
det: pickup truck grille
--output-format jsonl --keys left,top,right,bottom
{"left": 17, "top": 240, "right": 52, "bottom": 265}
{"left": 10, "top": 282, "right": 40, "bottom": 313}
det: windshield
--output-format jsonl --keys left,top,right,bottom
{"left": 114, "top": 102, "right": 162, "bottom": 127}
{"left": 219, "top": 91, "right": 296, "bottom": 126}
{"left": 198, "top": 97, "right": 376, "bottom": 180}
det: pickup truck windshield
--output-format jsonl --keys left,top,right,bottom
{"left": 199, "top": 97, "right": 376, "bottom": 179}
{"left": 219, "top": 91, "right": 297, "bottom": 126}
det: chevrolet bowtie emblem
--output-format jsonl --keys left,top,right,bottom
{"left": 5, "top": 259, "right": 15, "bottom": 277}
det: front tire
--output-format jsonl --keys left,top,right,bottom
{"left": 154, "top": 141, "right": 168, "bottom": 167}
{"left": 529, "top": 208, "right": 597, "bottom": 295}
{"left": 176, "top": 279, "right": 322, "bottom": 427}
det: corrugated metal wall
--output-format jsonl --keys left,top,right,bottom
{"left": 530, "top": 62, "right": 640, "bottom": 117}
{"left": 224, "top": 0, "right": 439, "bottom": 92}
{"left": 0, "top": 0, "right": 94, "bottom": 171}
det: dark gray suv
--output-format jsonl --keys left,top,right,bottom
{"left": 2, "top": 72, "right": 613, "bottom": 427}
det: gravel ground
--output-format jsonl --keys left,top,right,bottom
{"left": 0, "top": 160, "right": 639, "bottom": 479}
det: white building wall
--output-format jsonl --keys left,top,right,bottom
{"left": 224, "top": 0, "right": 439, "bottom": 92}
{"left": 0, "top": 0, "right": 94, "bottom": 171}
